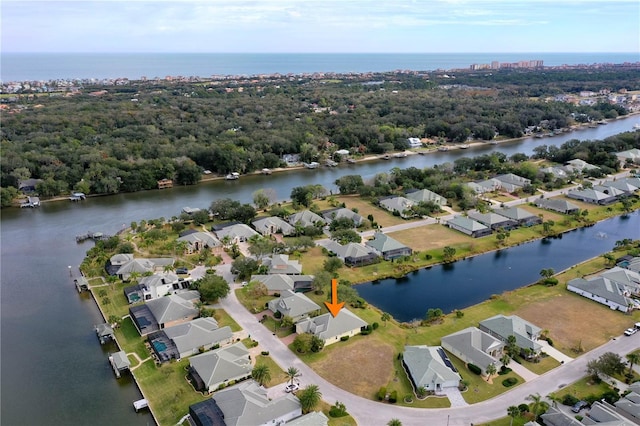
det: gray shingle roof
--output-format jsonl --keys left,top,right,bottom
{"left": 467, "top": 211, "right": 516, "bottom": 227}
{"left": 268, "top": 290, "right": 321, "bottom": 319}
{"left": 286, "top": 412, "right": 330, "bottom": 426}
{"left": 252, "top": 216, "right": 296, "bottom": 235}
{"left": 321, "top": 208, "right": 364, "bottom": 226}
{"left": 479, "top": 315, "right": 542, "bottom": 352}
{"left": 402, "top": 345, "right": 461, "bottom": 388}
{"left": 534, "top": 198, "right": 580, "bottom": 213}
{"left": 493, "top": 206, "right": 538, "bottom": 221}
{"left": 446, "top": 216, "right": 489, "bottom": 232}
{"left": 164, "top": 317, "right": 232, "bottom": 356}
{"left": 215, "top": 223, "right": 259, "bottom": 241}
{"left": 296, "top": 309, "right": 367, "bottom": 342}
{"left": 365, "top": 232, "right": 409, "bottom": 253}
{"left": 379, "top": 196, "right": 414, "bottom": 215}
{"left": 264, "top": 254, "right": 303, "bottom": 275}
{"left": 288, "top": 211, "right": 326, "bottom": 227}
{"left": 177, "top": 231, "right": 221, "bottom": 247}
{"left": 441, "top": 327, "right": 503, "bottom": 372}
{"left": 146, "top": 293, "right": 199, "bottom": 325}
{"left": 189, "top": 343, "right": 251, "bottom": 392}
{"left": 213, "top": 380, "right": 301, "bottom": 426}
{"left": 568, "top": 276, "right": 634, "bottom": 308}
{"left": 405, "top": 189, "right": 447, "bottom": 205}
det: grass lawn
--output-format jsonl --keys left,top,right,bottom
{"left": 213, "top": 308, "right": 242, "bottom": 332}
{"left": 478, "top": 416, "right": 532, "bottom": 426}
{"left": 316, "top": 400, "right": 358, "bottom": 426}
{"left": 549, "top": 376, "right": 614, "bottom": 402}
{"left": 134, "top": 359, "right": 207, "bottom": 426}
{"left": 519, "top": 355, "right": 561, "bottom": 375}
{"left": 254, "top": 354, "right": 286, "bottom": 387}
{"left": 235, "top": 287, "right": 271, "bottom": 314}
{"left": 336, "top": 195, "right": 411, "bottom": 227}
{"left": 115, "top": 317, "right": 149, "bottom": 359}
{"left": 295, "top": 246, "right": 329, "bottom": 275}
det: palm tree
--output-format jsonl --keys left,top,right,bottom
{"left": 501, "top": 354, "right": 511, "bottom": 368}
{"left": 251, "top": 364, "right": 271, "bottom": 387}
{"left": 381, "top": 312, "right": 391, "bottom": 327}
{"left": 627, "top": 352, "right": 640, "bottom": 375}
{"left": 285, "top": 366, "right": 301, "bottom": 387}
{"left": 507, "top": 405, "right": 520, "bottom": 426}
{"left": 527, "top": 393, "right": 549, "bottom": 420}
{"left": 547, "top": 393, "right": 561, "bottom": 408}
{"left": 298, "top": 384, "right": 322, "bottom": 413}
{"left": 485, "top": 363, "right": 497, "bottom": 381}
{"left": 387, "top": 420, "right": 403, "bottom": 426}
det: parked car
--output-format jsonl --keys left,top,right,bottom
{"left": 624, "top": 328, "right": 637, "bottom": 336}
{"left": 572, "top": 400, "right": 589, "bottom": 413}
{"left": 284, "top": 383, "right": 299, "bottom": 393}
{"left": 176, "top": 267, "right": 189, "bottom": 275}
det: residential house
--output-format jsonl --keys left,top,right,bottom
{"left": 323, "top": 241, "right": 379, "bottom": 267}
{"left": 467, "top": 211, "right": 518, "bottom": 231}
{"left": 148, "top": 317, "right": 233, "bottom": 362}
{"left": 267, "top": 290, "right": 321, "bottom": 323}
{"left": 188, "top": 342, "right": 252, "bottom": 393}
{"left": 618, "top": 256, "right": 640, "bottom": 274}
{"left": 129, "top": 291, "right": 200, "bottom": 335}
{"left": 157, "top": 178, "right": 173, "bottom": 189}
{"left": 615, "top": 381, "right": 640, "bottom": 421}
{"left": 446, "top": 216, "right": 492, "bottom": 238}
{"left": 402, "top": 345, "right": 461, "bottom": 392}
{"left": 288, "top": 210, "right": 326, "bottom": 228}
{"left": 539, "top": 166, "right": 570, "bottom": 180}
{"left": 405, "top": 188, "right": 447, "bottom": 206}
{"left": 406, "top": 137, "right": 423, "bottom": 148}
{"left": 567, "top": 188, "right": 618, "bottom": 205}
{"left": 215, "top": 223, "right": 259, "bottom": 243}
{"left": 601, "top": 179, "right": 640, "bottom": 195}
{"left": 564, "top": 158, "right": 600, "bottom": 173}
{"left": 441, "top": 327, "right": 504, "bottom": 374}
{"left": 177, "top": 230, "right": 221, "bottom": 254}
{"left": 538, "top": 406, "right": 583, "bottom": 426}
{"left": 286, "top": 412, "right": 329, "bottom": 426}
{"left": 321, "top": 208, "right": 364, "bottom": 227}
{"left": 108, "top": 254, "right": 175, "bottom": 281}
{"left": 567, "top": 276, "right": 635, "bottom": 312}
{"left": 365, "top": 232, "right": 413, "bottom": 260}
{"left": 296, "top": 309, "right": 367, "bottom": 346}
{"left": 593, "top": 184, "right": 627, "bottom": 198}
{"left": 601, "top": 266, "right": 640, "bottom": 295}
{"left": 140, "top": 272, "right": 188, "bottom": 300}
{"left": 467, "top": 180, "right": 501, "bottom": 195}
{"left": 479, "top": 314, "right": 542, "bottom": 354}
{"left": 189, "top": 380, "right": 301, "bottom": 426}
{"left": 18, "top": 178, "right": 42, "bottom": 193}
{"left": 493, "top": 207, "right": 542, "bottom": 227}
{"left": 492, "top": 173, "right": 531, "bottom": 193}
{"left": 263, "top": 254, "right": 302, "bottom": 275}
{"left": 252, "top": 216, "right": 296, "bottom": 236}
{"left": 378, "top": 196, "right": 415, "bottom": 218}
{"left": 615, "top": 148, "right": 640, "bottom": 166}
{"left": 534, "top": 198, "right": 580, "bottom": 214}
{"left": 250, "top": 274, "right": 315, "bottom": 294}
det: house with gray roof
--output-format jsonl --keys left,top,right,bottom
{"left": 130, "top": 291, "right": 200, "bottom": 335}
{"left": 493, "top": 173, "right": 531, "bottom": 192}
{"left": 296, "top": 309, "right": 367, "bottom": 346}
{"left": 188, "top": 342, "right": 252, "bottom": 393}
{"left": 615, "top": 148, "right": 640, "bottom": 166}
{"left": 494, "top": 207, "right": 542, "bottom": 227}
{"left": 593, "top": 184, "right": 627, "bottom": 198}
{"left": 321, "top": 208, "right": 364, "bottom": 227}
{"left": 378, "top": 196, "right": 415, "bottom": 218}
{"left": 252, "top": 216, "right": 296, "bottom": 236}
{"left": 402, "top": 345, "right": 461, "bottom": 392}
{"left": 189, "top": 380, "right": 301, "bottom": 426}
{"left": 446, "top": 216, "right": 492, "bottom": 238}
{"left": 288, "top": 210, "right": 326, "bottom": 228}
{"left": 323, "top": 241, "right": 379, "bottom": 267}
{"left": 615, "top": 381, "right": 640, "bottom": 421}
{"left": 601, "top": 179, "right": 640, "bottom": 195}
{"left": 601, "top": 267, "right": 640, "bottom": 295}
{"left": 479, "top": 315, "right": 542, "bottom": 354}
{"left": 137, "top": 272, "right": 188, "bottom": 301}
{"left": 177, "top": 231, "right": 220, "bottom": 254}
{"left": 365, "top": 232, "right": 412, "bottom": 260}
{"left": 286, "top": 412, "right": 329, "bottom": 426}
{"left": 268, "top": 290, "right": 321, "bottom": 323}
{"left": 441, "top": 327, "right": 504, "bottom": 374}
{"left": 250, "top": 274, "right": 315, "bottom": 294}
{"left": 405, "top": 189, "right": 447, "bottom": 206}
{"left": 564, "top": 158, "right": 600, "bottom": 173}
{"left": 468, "top": 211, "right": 518, "bottom": 230}
{"left": 567, "top": 188, "right": 618, "bottom": 205}
{"left": 215, "top": 223, "right": 259, "bottom": 243}
{"left": 263, "top": 254, "right": 302, "bottom": 275}
{"left": 109, "top": 255, "right": 175, "bottom": 281}
{"left": 160, "top": 317, "right": 233, "bottom": 359}
{"left": 534, "top": 198, "right": 580, "bottom": 214}
{"left": 567, "top": 276, "right": 635, "bottom": 312}
{"left": 539, "top": 166, "right": 570, "bottom": 180}
{"left": 539, "top": 406, "right": 583, "bottom": 426}
{"left": 467, "top": 179, "right": 502, "bottom": 195}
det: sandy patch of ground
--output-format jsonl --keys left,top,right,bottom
{"left": 312, "top": 338, "right": 395, "bottom": 398}
{"left": 389, "top": 224, "right": 469, "bottom": 251}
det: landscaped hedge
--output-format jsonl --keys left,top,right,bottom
{"left": 388, "top": 390, "right": 398, "bottom": 404}
{"left": 502, "top": 377, "right": 518, "bottom": 387}
{"left": 377, "top": 387, "right": 386, "bottom": 401}
{"left": 340, "top": 335, "right": 350, "bottom": 341}
{"left": 468, "top": 363, "right": 482, "bottom": 375}
{"left": 498, "top": 366, "right": 512, "bottom": 375}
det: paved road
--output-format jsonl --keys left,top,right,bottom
{"left": 215, "top": 263, "right": 640, "bottom": 426}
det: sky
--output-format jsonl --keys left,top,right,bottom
{"left": 2, "top": 0, "right": 639, "bottom": 53}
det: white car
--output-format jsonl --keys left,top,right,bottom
{"left": 624, "top": 328, "right": 637, "bottom": 336}
{"left": 284, "top": 383, "right": 299, "bottom": 393}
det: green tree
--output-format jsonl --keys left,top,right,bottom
{"left": 231, "top": 257, "right": 260, "bottom": 280}
{"left": 506, "top": 335, "right": 519, "bottom": 358}
{"left": 442, "top": 246, "right": 456, "bottom": 263}
{"left": 381, "top": 312, "right": 391, "bottom": 327}
{"left": 252, "top": 189, "right": 271, "bottom": 210}
{"left": 285, "top": 366, "right": 301, "bottom": 387}
{"left": 627, "top": 352, "right": 640, "bottom": 375}
{"left": 323, "top": 257, "right": 343, "bottom": 273}
{"left": 387, "top": 419, "right": 402, "bottom": 426}
{"left": 507, "top": 405, "right": 520, "bottom": 426}
{"left": 0, "top": 186, "right": 19, "bottom": 208}
{"left": 527, "top": 393, "right": 549, "bottom": 420}
{"left": 193, "top": 274, "right": 230, "bottom": 303}
{"left": 425, "top": 308, "right": 443, "bottom": 323}
{"left": 485, "top": 363, "right": 497, "bottom": 381}
{"left": 251, "top": 364, "right": 271, "bottom": 387}
{"left": 539, "top": 268, "right": 555, "bottom": 279}
{"left": 291, "top": 186, "right": 314, "bottom": 207}
{"left": 335, "top": 175, "right": 364, "bottom": 194}
{"left": 298, "top": 384, "right": 322, "bottom": 414}
{"left": 331, "top": 229, "right": 362, "bottom": 244}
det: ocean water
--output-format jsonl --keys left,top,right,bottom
{"left": 2, "top": 52, "right": 638, "bottom": 82}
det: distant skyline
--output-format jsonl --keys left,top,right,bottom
{"left": 2, "top": 1, "right": 639, "bottom": 54}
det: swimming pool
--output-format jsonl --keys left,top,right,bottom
{"left": 152, "top": 340, "right": 167, "bottom": 353}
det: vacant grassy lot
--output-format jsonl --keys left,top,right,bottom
{"left": 549, "top": 376, "right": 614, "bottom": 401}
{"left": 390, "top": 223, "right": 474, "bottom": 252}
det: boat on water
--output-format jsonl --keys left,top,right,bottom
{"left": 459, "top": 144, "right": 470, "bottom": 149}
{"left": 393, "top": 152, "right": 408, "bottom": 158}
{"left": 597, "top": 120, "right": 608, "bottom": 125}
{"left": 303, "top": 162, "right": 319, "bottom": 169}
{"left": 261, "top": 168, "right": 272, "bottom": 175}
{"left": 225, "top": 172, "right": 240, "bottom": 180}
{"left": 437, "top": 146, "right": 449, "bottom": 152}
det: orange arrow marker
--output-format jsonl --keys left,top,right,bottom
{"left": 324, "top": 278, "right": 344, "bottom": 318}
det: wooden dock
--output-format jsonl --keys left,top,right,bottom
{"left": 133, "top": 399, "right": 149, "bottom": 412}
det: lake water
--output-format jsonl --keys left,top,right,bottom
{"left": 0, "top": 116, "right": 637, "bottom": 425}
{"left": 357, "top": 212, "right": 640, "bottom": 323}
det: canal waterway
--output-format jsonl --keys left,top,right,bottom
{"left": 357, "top": 212, "right": 640, "bottom": 323}
{"left": 0, "top": 115, "right": 637, "bottom": 425}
